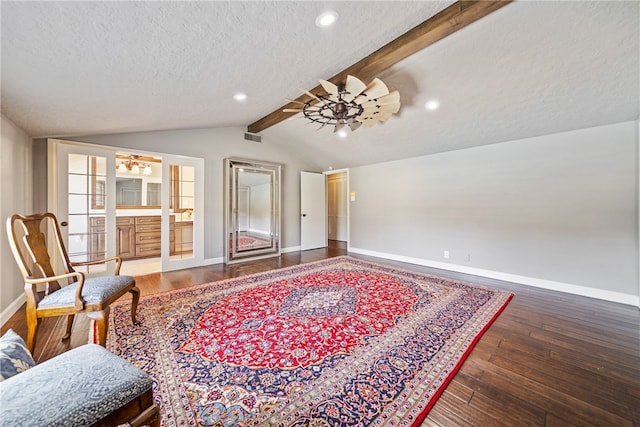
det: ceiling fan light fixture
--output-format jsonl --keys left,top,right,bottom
{"left": 284, "top": 75, "right": 400, "bottom": 133}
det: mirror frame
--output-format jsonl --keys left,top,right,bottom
{"left": 224, "top": 157, "right": 281, "bottom": 264}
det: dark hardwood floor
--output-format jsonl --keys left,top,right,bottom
{"left": 3, "top": 241, "right": 639, "bottom": 426}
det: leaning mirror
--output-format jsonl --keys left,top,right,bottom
{"left": 224, "top": 158, "right": 281, "bottom": 263}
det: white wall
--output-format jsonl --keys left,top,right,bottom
{"left": 1, "top": 114, "right": 33, "bottom": 320}
{"left": 349, "top": 121, "right": 639, "bottom": 305}
{"left": 68, "top": 127, "right": 316, "bottom": 259}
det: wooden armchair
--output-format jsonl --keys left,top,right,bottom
{"left": 6, "top": 213, "right": 139, "bottom": 353}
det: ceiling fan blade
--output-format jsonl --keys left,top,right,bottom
{"left": 375, "top": 111, "right": 395, "bottom": 121}
{"left": 334, "top": 122, "right": 346, "bottom": 133}
{"left": 355, "top": 115, "right": 374, "bottom": 123}
{"left": 286, "top": 98, "right": 307, "bottom": 105}
{"left": 360, "top": 118, "right": 379, "bottom": 128}
{"left": 342, "top": 75, "right": 367, "bottom": 102}
{"left": 359, "top": 90, "right": 400, "bottom": 106}
{"left": 357, "top": 109, "right": 394, "bottom": 124}
{"left": 282, "top": 108, "right": 303, "bottom": 113}
{"left": 348, "top": 119, "right": 362, "bottom": 131}
{"left": 354, "top": 78, "right": 390, "bottom": 104}
{"left": 361, "top": 103, "right": 400, "bottom": 115}
{"left": 319, "top": 80, "right": 339, "bottom": 102}
{"left": 302, "top": 90, "right": 323, "bottom": 103}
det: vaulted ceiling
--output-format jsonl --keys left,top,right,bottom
{"left": 2, "top": 1, "right": 638, "bottom": 170}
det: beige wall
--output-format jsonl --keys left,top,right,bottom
{"left": 349, "top": 121, "right": 639, "bottom": 305}
{"left": 1, "top": 114, "right": 32, "bottom": 321}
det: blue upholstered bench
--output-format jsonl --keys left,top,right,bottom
{"left": 0, "top": 343, "right": 159, "bottom": 427}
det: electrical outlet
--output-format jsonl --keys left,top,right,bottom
{"left": 443, "top": 250, "right": 450, "bottom": 259}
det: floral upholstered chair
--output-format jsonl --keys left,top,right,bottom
{"left": 6, "top": 213, "right": 139, "bottom": 352}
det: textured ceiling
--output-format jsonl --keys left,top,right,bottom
{"left": 2, "top": 1, "right": 638, "bottom": 170}
{"left": 1, "top": 1, "right": 453, "bottom": 136}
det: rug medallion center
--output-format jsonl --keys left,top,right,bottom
{"left": 178, "top": 271, "right": 419, "bottom": 369}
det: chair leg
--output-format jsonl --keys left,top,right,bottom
{"left": 63, "top": 314, "right": 75, "bottom": 340}
{"left": 25, "top": 310, "right": 40, "bottom": 354}
{"left": 129, "top": 404, "right": 160, "bottom": 427}
{"left": 86, "top": 307, "right": 110, "bottom": 347}
{"left": 130, "top": 285, "right": 140, "bottom": 324}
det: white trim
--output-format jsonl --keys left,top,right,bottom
{"left": 0, "top": 294, "right": 25, "bottom": 326}
{"left": 349, "top": 247, "right": 640, "bottom": 307}
{"left": 202, "top": 256, "right": 224, "bottom": 266}
{"left": 282, "top": 245, "right": 301, "bottom": 253}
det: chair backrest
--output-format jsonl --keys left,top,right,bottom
{"left": 6, "top": 213, "right": 75, "bottom": 297}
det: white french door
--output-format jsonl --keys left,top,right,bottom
{"left": 160, "top": 155, "right": 204, "bottom": 272}
{"left": 300, "top": 171, "right": 327, "bottom": 250}
{"left": 52, "top": 139, "right": 117, "bottom": 275}
{"left": 52, "top": 140, "right": 205, "bottom": 274}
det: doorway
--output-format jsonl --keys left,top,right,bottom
{"left": 49, "top": 139, "right": 204, "bottom": 275}
{"left": 300, "top": 169, "right": 349, "bottom": 251}
{"left": 327, "top": 171, "right": 348, "bottom": 243}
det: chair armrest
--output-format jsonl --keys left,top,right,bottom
{"left": 25, "top": 271, "right": 83, "bottom": 285}
{"left": 26, "top": 271, "right": 86, "bottom": 310}
{"left": 71, "top": 256, "right": 123, "bottom": 275}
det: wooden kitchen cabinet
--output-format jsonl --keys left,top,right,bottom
{"left": 174, "top": 221, "right": 193, "bottom": 254}
{"left": 89, "top": 215, "right": 174, "bottom": 260}
{"left": 116, "top": 217, "right": 136, "bottom": 259}
{"left": 134, "top": 216, "right": 175, "bottom": 258}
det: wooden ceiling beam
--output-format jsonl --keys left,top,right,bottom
{"left": 247, "top": 0, "right": 512, "bottom": 134}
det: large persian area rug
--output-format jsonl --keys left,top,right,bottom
{"left": 108, "top": 256, "right": 513, "bottom": 426}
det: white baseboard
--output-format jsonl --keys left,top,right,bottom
{"left": 282, "top": 245, "right": 301, "bottom": 254}
{"left": 1, "top": 294, "right": 25, "bottom": 327}
{"left": 202, "top": 256, "right": 224, "bottom": 266}
{"left": 348, "top": 247, "right": 640, "bottom": 307}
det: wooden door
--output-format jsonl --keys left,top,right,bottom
{"left": 327, "top": 172, "right": 348, "bottom": 241}
{"left": 300, "top": 171, "right": 327, "bottom": 250}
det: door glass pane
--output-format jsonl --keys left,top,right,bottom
{"left": 171, "top": 164, "right": 194, "bottom": 260}
{"left": 67, "top": 154, "right": 107, "bottom": 273}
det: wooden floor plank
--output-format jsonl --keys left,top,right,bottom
{"left": 2, "top": 241, "right": 639, "bottom": 426}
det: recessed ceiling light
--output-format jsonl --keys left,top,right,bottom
{"left": 425, "top": 99, "right": 440, "bottom": 111}
{"left": 233, "top": 92, "right": 247, "bottom": 102}
{"left": 316, "top": 11, "right": 338, "bottom": 28}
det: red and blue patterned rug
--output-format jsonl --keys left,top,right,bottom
{"left": 108, "top": 256, "right": 512, "bottom": 426}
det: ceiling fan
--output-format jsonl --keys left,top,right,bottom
{"left": 284, "top": 75, "right": 401, "bottom": 133}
